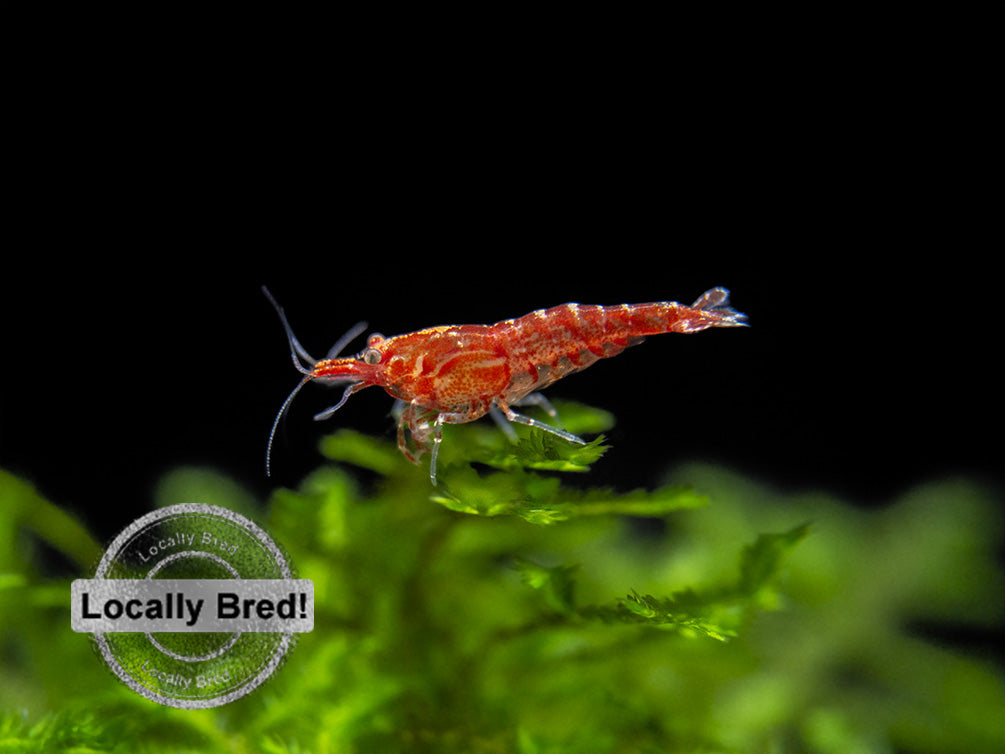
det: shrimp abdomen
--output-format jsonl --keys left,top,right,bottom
{"left": 495, "top": 287, "right": 746, "bottom": 398}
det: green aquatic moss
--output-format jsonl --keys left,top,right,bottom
{"left": 1, "top": 403, "right": 1003, "bottom": 753}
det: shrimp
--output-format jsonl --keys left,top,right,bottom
{"left": 263, "top": 286, "right": 747, "bottom": 484}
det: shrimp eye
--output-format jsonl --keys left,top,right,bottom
{"left": 363, "top": 348, "right": 381, "bottom": 365}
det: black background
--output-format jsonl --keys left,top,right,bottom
{"left": 2, "top": 33, "right": 1000, "bottom": 552}
{"left": 4, "top": 225, "right": 999, "bottom": 545}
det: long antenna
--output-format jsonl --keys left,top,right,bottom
{"left": 262, "top": 285, "right": 317, "bottom": 374}
{"left": 262, "top": 287, "right": 373, "bottom": 477}
{"left": 266, "top": 376, "right": 312, "bottom": 477}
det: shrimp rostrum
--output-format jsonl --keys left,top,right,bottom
{"left": 264, "top": 286, "right": 747, "bottom": 484}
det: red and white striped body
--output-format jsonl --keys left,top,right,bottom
{"left": 357, "top": 288, "right": 745, "bottom": 419}
{"left": 492, "top": 294, "right": 744, "bottom": 408}
{"left": 267, "top": 286, "right": 746, "bottom": 483}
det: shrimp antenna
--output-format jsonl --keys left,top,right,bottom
{"left": 266, "top": 375, "right": 311, "bottom": 477}
{"left": 262, "top": 286, "right": 371, "bottom": 477}
{"left": 262, "top": 286, "right": 316, "bottom": 375}
{"left": 265, "top": 378, "right": 365, "bottom": 477}
{"left": 262, "top": 285, "right": 368, "bottom": 367}
{"left": 323, "top": 320, "right": 369, "bottom": 360}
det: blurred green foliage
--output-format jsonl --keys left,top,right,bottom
{"left": 1, "top": 401, "right": 1003, "bottom": 752}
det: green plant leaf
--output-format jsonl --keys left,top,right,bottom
{"left": 4, "top": 410, "right": 1004, "bottom": 754}
{"left": 513, "top": 558, "right": 579, "bottom": 615}
{"left": 738, "top": 522, "right": 811, "bottom": 598}
{"left": 432, "top": 466, "right": 707, "bottom": 524}
{"left": 0, "top": 468, "right": 103, "bottom": 571}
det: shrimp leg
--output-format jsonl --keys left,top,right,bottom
{"left": 395, "top": 402, "right": 462, "bottom": 484}
{"left": 489, "top": 392, "right": 568, "bottom": 442}
{"left": 428, "top": 411, "right": 471, "bottom": 486}
{"left": 512, "top": 392, "right": 563, "bottom": 425}
{"left": 396, "top": 402, "right": 471, "bottom": 485}
{"left": 495, "top": 399, "right": 587, "bottom": 447}
{"left": 397, "top": 398, "right": 577, "bottom": 484}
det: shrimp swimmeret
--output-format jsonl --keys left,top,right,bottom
{"left": 263, "top": 286, "right": 747, "bottom": 484}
